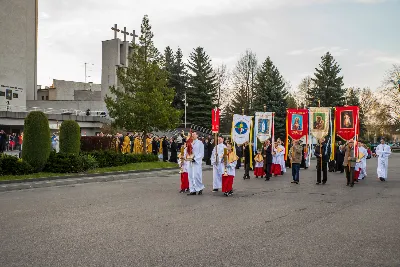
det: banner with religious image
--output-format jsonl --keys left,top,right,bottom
{"left": 287, "top": 109, "right": 309, "bottom": 140}
{"left": 254, "top": 112, "right": 273, "bottom": 143}
{"left": 309, "top": 107, "right": 331, "bottom": 139}
{"left": 334, "top": 106, "right": 359, "bottom": 141}
{"left": 231, "top": 114, "right": 253, "bottom": 145}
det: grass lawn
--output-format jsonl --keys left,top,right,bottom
{"left": 0, "top": 161, "right": 178, "bottom": 182}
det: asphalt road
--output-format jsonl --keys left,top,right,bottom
{"left": 1, "top": 154, "right": 399, "bottom": 267}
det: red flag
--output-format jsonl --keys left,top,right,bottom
{"left": 335, "top": 106, "right": 359, "bottom": 141}
{"left": 287, "top": 109, "right": 309, "bottom": 140}
{"left": 211, "top": 108, "right": 220, "bottom": 133}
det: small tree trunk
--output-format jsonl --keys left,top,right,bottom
{"left": 142, "top": 132, "right": 147, "bottom": 154}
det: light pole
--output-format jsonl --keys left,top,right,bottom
{"left": 84, "top": 62, "right": 94, "bottom": 83}
{"left": 184, "top": 92, "right": 188, "bottom": 129}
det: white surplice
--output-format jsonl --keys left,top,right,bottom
{"left": 376, "top": 144, "right": 391, "bottom": 179}
{"left": 277, "top": 145, "right": 286, "bottom": 173}
{"left": 188, "top": 139, "right": 205, "bottom": 192}
{"left": 211, "top": 143, "right": 226, "bottom": 189}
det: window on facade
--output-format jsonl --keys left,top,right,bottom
{"left": 13, "top": 93, "right": 18, "bottom": 98}
{"left": 42, "top": 96, "right": 44, "bottom": 100}
{"left": 46, "top": 96, "right": 49, "bottom": 100}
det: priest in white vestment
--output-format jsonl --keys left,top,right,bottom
{"left": 376, "top": 139, "right": 391, "bottom": 181}
{"left": 187, "top": 132, "right": 205, "bottom": 195}
{"left": 211, "top": 136, "right": 226, "bottom": 192}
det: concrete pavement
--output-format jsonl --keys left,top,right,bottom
{"left": 0, "top": 154, "right": 399, "bottom": 267}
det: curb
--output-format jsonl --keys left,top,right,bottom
{"left": 0, "top": 168, "right": 181, "bottom": 192}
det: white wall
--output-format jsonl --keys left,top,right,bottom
{"left": 0, "top": 0, "right": 37, "bottom": 108}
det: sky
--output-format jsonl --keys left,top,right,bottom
{"left": 37, "top": 0, "right": 400, "bottom": 91}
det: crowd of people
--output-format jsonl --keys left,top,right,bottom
{"left": 0, "top": 130, "right": 23, "bottom": 153}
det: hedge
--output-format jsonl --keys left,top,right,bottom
{"left": 60, "top": 120, "right": 81, "bottom": 154}
{"left": 0, "top": 154, "right": 33, "bottom": 175}
{"left": 0, "top": 151, "right": 159, "bottom": 175}
{"left": 21, "top": 111, "right": 51, "bottom": 172}
{"left": 81, "top": 136, "right": 114, "bottom": 152}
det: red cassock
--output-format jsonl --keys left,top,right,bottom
{"left": 354, "top": 170, "right": 360, "bottom": 181}
{"left": 254, "top": 167, "right": 265, "bottom": 177}
{"left": 180, "top": 172, "right": 189, "bottom": 190}
{"left": 222, "top": 175, "right": 234, "bottom": 192}
{"left": 271, "top": 164, "right": 282, "bottom": 176}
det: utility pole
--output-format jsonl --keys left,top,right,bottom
{"left": 184, "top": 92, "right": 188, "bottom": 128}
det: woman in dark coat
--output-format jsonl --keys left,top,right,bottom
{"left": 162, "top": 137, "right": 169, "bottom": 162}
{"left": 169, "top": 138, "right": 178, "bottom": 163}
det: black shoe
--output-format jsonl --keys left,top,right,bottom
{"left": 322, "top": 182, "right": 326, "bottom": 185}
{"left": 224, "top": 192, "right": 228, "bottom": 196}
{"left": 187, "top": 192, "right": 196, "bottom": 195}
{"left": 228, "top": 190, "right": 233, "bottom": 196}
{"left": 316, "top": 182, "right": 321, "bottom": 185}
{"left": 295, "top": 181, "right": 299, "bottom": 184}
{"left": 198, "top": 190, "right": 203, "bottom": 195}
{"left": 179, "top": 189, "right": 185, "bottom": 193}
{"left": 256, "top": 176, "right": 258, "bottom": 178}
{"left": 291, "top": 181, "right": 296, "bottom": 183}
{"left": 265, "top": 178, "right": 270, "bottom": 181}
{"left": 186, "top": 188, "right": 190, "bottom": 192}
{"left": 212, "top": 189, "right": 218, "bottom": 192}
{"left": 350, "top": 184, "right": 354, "bottom": 187}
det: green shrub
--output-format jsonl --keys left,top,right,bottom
{"left": 0, "top": 154, "right": 33, "bottom": 175}
{"left": 44, "top": 151, "right": 92, "bottom": 173}
{"left": 21, "top": 111, "right": 51, "bottom": 172}
{"left": 60, "top": 120, "right": 81, "bottom": 154}
{"left": 83, "top": 154, "right": 99, "bottom": 170}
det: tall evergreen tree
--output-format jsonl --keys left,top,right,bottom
{"left": 253, "top": 57, "right": 288, "bottom": 139}
{"left": 164, "top": 46, "right": 175, "bottom": 87}
{"left": 186, "top": 47, "right": 217, "bottom": 128}
{"left": 171, "top": 48, "right": 188, "bottom": 110}
{"left": 307, "top": 52, "right": 345, "bottom": 107}
{"left": 105, "top": 15, "right": 182, "bottom": 153}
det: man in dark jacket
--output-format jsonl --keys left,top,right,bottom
{"left": 262, "top": 139, "right": 273, "bottom": 181}
{"left": 243, "top": 142, "right": 251, "bottom": 179}
{"left": 235, "top": 144, "right": 243, "bottom": 169}
{"left": 343, "top": 139, "right": 357, "bottom": 187}
{"left": 314, "top": 138, "right": 329, "bottom": 185}
{"left": 169, "top": 138, "right": 177, "bottom": 163}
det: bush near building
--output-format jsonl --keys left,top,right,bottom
{"left": 59, "top": 120, "right": 81, "bottom": 154}
{"left": 21, "top": 111, "right": 51, "bottom": 172}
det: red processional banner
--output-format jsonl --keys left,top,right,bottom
{"left": 286, "top": 109, "right": 309, "bottom": 140}
{"left": 211, "top": 108, "right": 220, "bottom": 133}
{"left": 335, "top": 106, "right": 359, "bottom": 141}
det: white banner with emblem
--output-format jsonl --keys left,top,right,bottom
{"left": 231, "top": 114, "right": 253, "bottom": 145}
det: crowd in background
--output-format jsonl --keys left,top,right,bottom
{"left": 0, "top": 130, "right": 23, "bottom": 153}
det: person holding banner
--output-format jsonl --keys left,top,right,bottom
{"left": 187, "top": 132, "right": 205, "bottom": 195}
{"left": 314, "top": 138, "right": 329, "bottom": 185}
{"left": 376, "top": 138, "right": 391, "bottom": 181}
{"left": 263, "top": 139, "right": 273, "bottom": 181}
{"left": 211, "top": 136, "right": 226, "bottom": 192}
{"left": 243, "top": 142, "right": 251, "bottom": 179}
{"left": 343, "top": 139, "right": 357, "bottom": 187}
{"left": 289, "top": 139, "right": 303, "bottom": 184}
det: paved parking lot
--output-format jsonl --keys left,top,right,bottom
{"left": 1, "top": 154, "right": 399, "bottom": 266}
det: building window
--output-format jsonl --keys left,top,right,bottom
{"left": 0, "top": 91, "right": 5, "bottom": 97}
{"left": 13, "top": 93, "right": 18, "bottom": 98}
{"left": 46, "top": 96, "right": 49, "bottom": 100}
{"left": 42, "top": 96, "right": 44, "bottom": 100}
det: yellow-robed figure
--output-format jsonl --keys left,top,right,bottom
{"left": 146, "top": 137, "right": 152, "bottom": 153}
{"left": 134, "top": 137, "right": 142, "bottom": 154}
{"left": 121, "top": 134, "right": 131, "bottom": 154}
